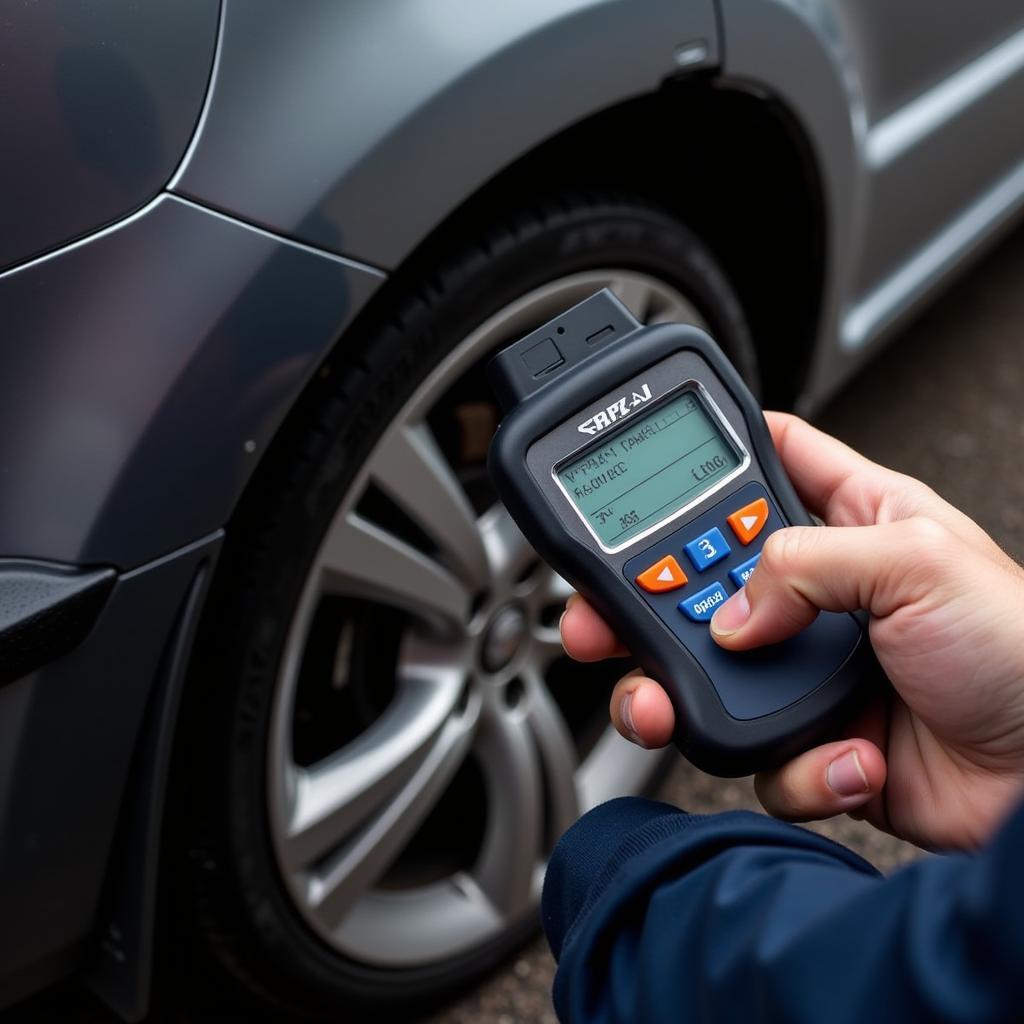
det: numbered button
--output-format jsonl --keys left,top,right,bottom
{"left": 684, "top": 527, "right": 730, "bottom": 572}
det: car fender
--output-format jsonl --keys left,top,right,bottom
{"left": 0, "top": 197, "right": 385, "bottom": 569}
{"left": 170, "top": 0, "right": 721, "bottom": 270}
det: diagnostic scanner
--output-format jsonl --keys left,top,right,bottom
{"left": 487, "top": 289, "right": 880, "bottom": 776}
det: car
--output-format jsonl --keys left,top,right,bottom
{"left": 2, "top": 0, "right": 1022, "bottom": 1019}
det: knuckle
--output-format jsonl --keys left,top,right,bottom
{"left": 881, "top": 475, "right": 942, "bottom": 520}
{"left": 894, "top": 517, "right": 958, "bottom": 591}
{"left": 899, "top": 515, "right": 951, "bottom": 554}
{"left": 758, "top": 527, "right": 815, "bottom": 578}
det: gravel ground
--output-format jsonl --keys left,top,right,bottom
{"left": 426, "top": 226, "right": 1024, "bottom": 1024}
{"left": 7, "top": 228, "right": 1023, "bottom": 1024}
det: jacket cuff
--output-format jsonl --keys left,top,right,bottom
{"left": 541, "top": 796, "right": 695, "bottom": 958}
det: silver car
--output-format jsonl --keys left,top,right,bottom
{"left": 2, "top": 1, "right": 1022, "bottom": 1019}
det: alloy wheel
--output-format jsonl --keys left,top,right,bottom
{"left": 267, "top": 271, "right": 705, "bottom": 967}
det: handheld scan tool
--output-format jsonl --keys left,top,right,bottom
{"left": 487, "top": 289, "right": 879, "bottom": 776}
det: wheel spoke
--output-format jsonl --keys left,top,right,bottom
{"left": 472, "top": 701, "right": 543, "bottom": 918}
{"left": 479, "top": 504, "right": 537, "bottom": 588}
{"left": 305, "top": 702, "right": 479, "bottom": 930}
{"left": 370, "top": 423, "right": 490, "bottom": 587}
{"left": 544, "top": 571, "right": 574, "bottom": 603}
{"left": 333, "top": 870, "right": 502, "bottom": 966}
{"left": 318, "top": 510, "right": 470, "bottom": 626}
{"left": 531, "top": 620, "right": 566, "bottom": 668}
{"left": 280, "top": 665, "right": 465, "bottom": 871}
{"left": 577, "top": 726, "right": 666, "bottom": 813}
{"left": 522, "top": 667, "right": 580, "bottom": 838}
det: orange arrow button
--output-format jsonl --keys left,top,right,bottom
{"left": 635, "top": 554, "right": 688, "bottom": 593}
{"left": 727, "top": 497, "right": 769, "bottom": 545}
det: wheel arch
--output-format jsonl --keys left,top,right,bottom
{"left": 313, "top": 79, "right": 829, "bottom": 411}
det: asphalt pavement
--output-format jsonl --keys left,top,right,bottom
{"left": 427, "top": 225, "right": 1024, "bottom": 1024}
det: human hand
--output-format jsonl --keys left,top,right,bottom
{"left": 560, "top": 412, "right": 1024, "bottom": 850}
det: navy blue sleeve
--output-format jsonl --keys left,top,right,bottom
{"left": 542, "top": 797, "right": 1024, "bottom": 1024}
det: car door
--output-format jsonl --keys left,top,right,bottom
{"left": 837, "top": 1, "right": 1024, "bottom": 346}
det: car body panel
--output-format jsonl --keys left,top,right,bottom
{"left": 844, "top": 4, "right": 1024, "bottom": 301}
{"left": 84, "top": 548, "right": 218, "bottom": 1022}
{"left": 838, "top": 2, "right": 1023, "bottom": 125}
{"left": 0, "top": 194, "right": 383, "bottom": 569}
{"left": 0, "top": 0, "right": 219, "bottom": 273}
{"left": 718, "top": 0, "right": 1024, "bottom": 404}
{"left": 170, "top": 0, "right": 720, "bottom": 268}
{"left": 837, "top": 25, "right": 1024, "bottom": 390}
{"left": 0, "top": 534, "right": 220, "bottom": 1004}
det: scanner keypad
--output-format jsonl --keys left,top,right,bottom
{"left": 627, "top": 481, "right": 777, "bottom": 627}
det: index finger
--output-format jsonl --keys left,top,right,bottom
{"left": 764, "top": 411, "right": 893, "bottom": 527}
{"left": 560, "top": 594, "right": 628, "bottom": 662}
{"left": 765, "top": 412, "right": 1005, "bottom": 556}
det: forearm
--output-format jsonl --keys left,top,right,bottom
{"left": 543, "top": 798, "right": 1024, "bottom": 1024}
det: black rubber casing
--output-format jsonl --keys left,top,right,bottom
{"left": 488, "top": 290, "right": 882, "bottom": 777}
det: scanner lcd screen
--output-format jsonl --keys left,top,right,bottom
{"left": 556, "top": 389, "right": 740, "bottom": 548}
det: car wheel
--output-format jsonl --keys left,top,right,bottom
{"left": 174, "top": 194, "right": 757, "bottom": 1017}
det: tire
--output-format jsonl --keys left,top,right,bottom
{"left": 170, "top": 193, "right": 756, "bottom": 1019}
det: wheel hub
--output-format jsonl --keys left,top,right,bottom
{"left": 479, "top": 603, "right": 528, "bottom": 673}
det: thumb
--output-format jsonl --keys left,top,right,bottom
{"left": 755, "top": 738, "right": 887, "bottom": 821}
{"left": 709, "top": 517, "right": 951, "bottom": 649}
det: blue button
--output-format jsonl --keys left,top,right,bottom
{"left": 683, "top": 527, "right": 730, "bottom": 572}
{"left": 678, "top": 581, "right": 728, "bottom": 622}
{"left": 729, "top": 553, "right": 761, "bottom": 588}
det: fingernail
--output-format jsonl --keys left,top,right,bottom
{"left": 710, "top": 588, "right": 750, "bottom": 637}
{"left": 619, "top": 692, "right": 644, "bottom": 746}
{"left": 826, "top": 750, "right": 869, "bottom": 797}
{"left": 558, "top": 597, "right": 577, "bottom": 638}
